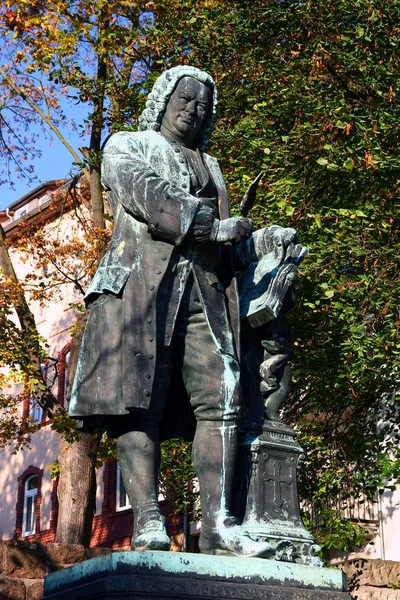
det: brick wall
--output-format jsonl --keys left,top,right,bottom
{"left": 12, "top": 458, "right": 183, "bottom": 551}
{"left": 91, "top": 459, "right": 184, "bottom": 549}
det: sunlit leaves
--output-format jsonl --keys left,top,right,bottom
{"left": 143, "top": 0, "right": 400, "bottom": 550}
{"left": 160, "top": 438, "right": 198, "bottom": 518}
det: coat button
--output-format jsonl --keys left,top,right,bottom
{"left": 148, "top": 318, "right": 152, "bottom": 324}
{"left": 155, "top": 268, "right": 161, "bottom": 274}
{"left": 154, "top": 222, "right": 159, "bottom": 228}
{"left": 150, "top": 285, "right": 155, "bottom": 290}
{"left": 179, "top": 158, "right": 185, "bottom": 163}
{"left": 159, "top": 207, "right": 164, "bottom": 212}
{"left": 145, "top": 373, "right": 151, "bottom": 379}
{"left": 148, "top": 354, "right": 154, "bottom": 360}
{"left": 148, "top": 302, "right": 152, "bottom": 309}
{"left": 161, "top": 255, "right": 167, "bottom": 261}
{"left": 182, "top": 183, "right": 187, "bottom": 188}
{"left": 144, "top": 390, "right": 151, "bottom": 397}
{"left": 182, "top": 172, "right": 188, "bottom": 176}
{"left": 148, "top": 336, "right": 153, "bottom": 342}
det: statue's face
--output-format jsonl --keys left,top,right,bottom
{"left": 161, "top": 76, "right": 212, "bottom": 147}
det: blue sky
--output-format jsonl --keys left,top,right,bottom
{"left": 0, "top": 138, "right": 82, "bottom": 210}
{"left": 0, "top": 101, "right": 89, "bottom": 211}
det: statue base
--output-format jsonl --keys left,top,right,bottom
{"left": 234, "top": 421, "right": 323, "bottom": 567}
{"left": 43, "top": 551, "right": 350, "bottom": 600}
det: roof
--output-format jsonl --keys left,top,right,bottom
{"left": 7, "top": 180, "right": 70, "bottom": 212}
{"left": 1, "top": 179, "right": 73, "bottom": 235}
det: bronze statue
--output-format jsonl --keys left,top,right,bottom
{"left": 69, "top": 66, "right": 298, "bottom": 557}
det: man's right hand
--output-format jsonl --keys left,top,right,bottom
{"left": 213, "top": 217, "right": 253, "bottom": 244}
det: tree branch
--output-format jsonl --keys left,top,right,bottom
{"left": 0, "top": 65, "right": 90, "bottom": 183}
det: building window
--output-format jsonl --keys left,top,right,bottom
{"left": 15, "top": 466, "right": 43, "bottom": 539}
{"left": 22, "top": 475, "right": 38, "bottom": 536}
{"left": 37, "top": 303, "right": 47, "bottom": 320}
{"left": 28, "top": 393, "right": 43, "bottom": 424}
{"left": 38, "top": 194, "right": 49, "bottom": 207}
{"left": 116, "top": 462, "right": 131, "bottom": 511}
{"left": 115, "top": 462, "right": 164, "bottom": 511}
{"left": 42, "top": 359, "right": 58, "bottom": 390}
{"left": 25, "top": 361, "right": 58, "bottom": 424}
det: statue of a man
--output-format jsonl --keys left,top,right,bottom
{"left": 69, "top": 66, "right": 292, "bottom": 557}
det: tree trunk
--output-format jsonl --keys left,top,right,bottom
{"left": 55, "top": 431, "right": 100, "bottom": 545}
{"left": 55, "top": 312, "right": 100, "bottom": 544}
{"left": 88, "top": 50, "right": 107, "bottom": 230}
{"left": 56, "top": 45, "right": 109, "bottom": 544}
{"left": 89, "top": 165, "right": 105, "bottom": 229}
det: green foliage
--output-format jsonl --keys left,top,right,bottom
{"left": 146, "top": 0, "right": 400, "bottom": 547}
{"left": 46, "top": 460, "right": 60, "bottom": 480}
{"left": 0, "top": 391, "right": 38, "bottom": 453}
{"left": 389, "top": 582, "right": 400, "bottom": 590}
{"left": 160, "top": 439, "right": 199, "bottom": 519}
{"left": 97, "top": 433, "right": 117, "bottom": 466}
{"left": 50, "top": 411, "right": 82, "bottom": 444}
{"left": 302, "top": 508, "right": 371, "bottom": 553}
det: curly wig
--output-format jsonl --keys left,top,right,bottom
{"left": 138, "top": 66, "right": 218, "bottom": 152}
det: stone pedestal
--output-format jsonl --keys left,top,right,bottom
{"left": 233, "top": 422, "right": 322, "bottom": 567}
{"left": 43, "top": 551, "right": 350, "bottom": 600}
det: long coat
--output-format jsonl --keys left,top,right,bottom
{"left": 69, "top": 130, "right": 251, "bottom": 420}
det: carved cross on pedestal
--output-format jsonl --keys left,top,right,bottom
{"left": 237, "top": 427, "right": 323, "bottom": 566}
{"left": 264, "top": 459, "right": 293, "bottom": 508}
